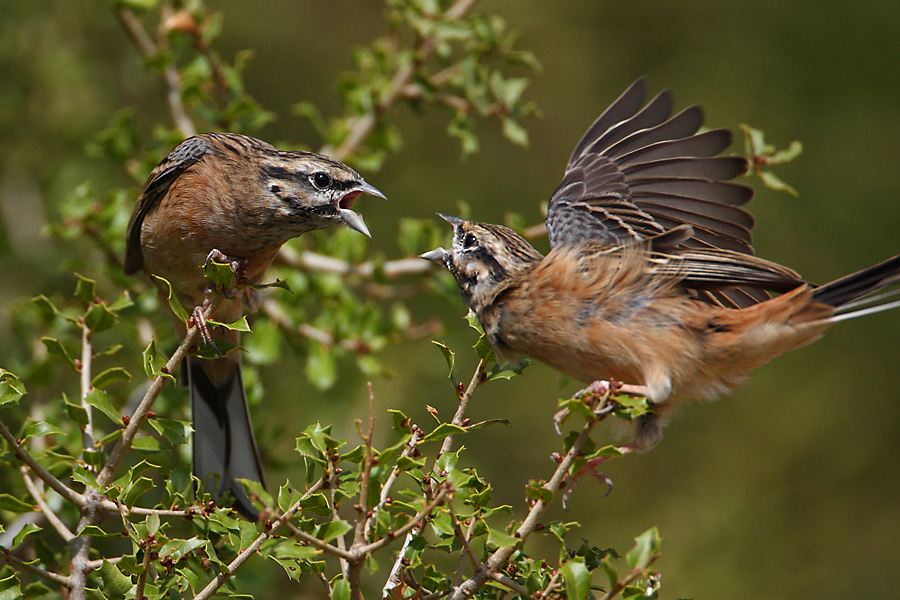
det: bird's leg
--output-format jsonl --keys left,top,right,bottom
{"left": 190, "top": 291, "right": 218, "bottom": 353}
{"left": 553, "top": 379, "right": 651, "bottom": 435}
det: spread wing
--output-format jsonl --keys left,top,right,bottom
{"left": 124, "top": 135, "right": 219, "bottom": 275}
{"left": 546, "top": 78, "right": 762, "bottom": 307}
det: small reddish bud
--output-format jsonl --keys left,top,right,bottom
{"left": 146, "top": 410, "right": 156, "bottom": 419}
{"left": 121, "top": 415, "right": 130, "bottom": 426}
{"left": 461, "top": 418, "right": 470, "bottom": 426}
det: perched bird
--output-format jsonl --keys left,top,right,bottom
{"left": 125, "top": 132, "right": 385, "bottom": 518}
{"left": 421, "top": 80, "right": 900, "bottom": 450}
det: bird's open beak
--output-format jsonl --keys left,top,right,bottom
{"left": 419, "top": 247, "right": 448, "bottom": 263}
{"left": 338, "top": 181, "right": 386, "bottom": 238}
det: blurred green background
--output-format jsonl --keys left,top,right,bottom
{"left": 2, "top": 1, "right": 900, "bottom": 599}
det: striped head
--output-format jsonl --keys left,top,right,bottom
{"left": 420, "top": 214, "right": 543, "bottom": 313}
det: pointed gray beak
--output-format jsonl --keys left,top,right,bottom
{"left": 419, "top": 247, "right": 448, "bottom": 263}
{"left": 337, "top": 180, "right": 384, "bottom": 238}
{"left": 436, "top": 213, "right": 463, "bottom": 226}
{"left": 340, "top": 208, "right": 371, "bottom": 238}
{"left": 358, "top": 180, "right": 387, "bottom": 200}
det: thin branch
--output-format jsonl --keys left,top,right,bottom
{"left": 357, "top": 485, "right": 450, "bottom": 556}
{"left": 134, "top": 538, "right": 153, "bottom": 600}
{"left": 276, "top": 246, "right": 433, "bottom": 279}
{"left": 0, "top": 549, "right": 73, "bottom": 589}
{"left": 0, "top": 416, "right": 85, "bottom": 509}
{"left": 114, "top": 7, "right": 196, "bottom": 137}
{"left": 439, "top": 359, "right": 487, "bottom": 457}
{"left": 365, "top": 427, "right": 423, "bottom": 539}
{"left": 194, "top": 478, "right": 325, "bottom": 600}
{"left": 491, "top": 572, "right": 531, "bottom": 598}
{"left": 79, "top": 321, "right": 94, "bottom": 451}
{"left": 347, "top": 383, "right": 378, "bottom": 600}
{"left": 450, "top": 504, "right": 481, "bottom": 588}
{"left": 597, "top": 561, "right": 659, "bottom": 600}
{"left": 21, "top": 468, "right": 74, "bottom": 543}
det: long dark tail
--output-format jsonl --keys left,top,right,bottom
{"left": 812, "top": 253, "right": 900, "bottom": 320}
{"left": 187, "top": 356, "right": 264, "bottom": 520}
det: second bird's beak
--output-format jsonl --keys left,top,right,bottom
{"left": 339, "top": 181, "right": 386, "bottom": 238}
{"left": 419, "top": 247, "right": 448, "bottom": 263}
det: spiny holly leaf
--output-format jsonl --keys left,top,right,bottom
{"left": 430, "top": 340, "right": 459, "bottom": 388}
{"left": 152, "top": 275, "right": 189, "bottom": 323}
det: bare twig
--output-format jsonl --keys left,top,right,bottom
{"left": 439, "top": 359, "right": 487, "bottom": 457}
{"left": 79, "top": 321, "right": 94, "bottom": 451}
{"left": 365, "top": 427, "right": 423, "bottom": 539}
{"left": 276, "top": 246, "right": 433, "bottom": 279}
{"left": 0, "top": 548, "right": 73, "bottom": 588}
{"left": 21, "top": 468, "right": 74, "bottom": 543}
{"left": 0, "top": 417, "right": 85, "bottom": 509}
{"left": 357, "top": 485, "right": 450, "bottom": 556}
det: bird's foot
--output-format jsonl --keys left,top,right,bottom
{"left": 205, "top": 249, "right": 250, "bottom": 291}
{"left": 553, "top": 379, "right": 649, "bottom": 435}
{"left": 561, "top": 443, "right": 635, "bottom": 509}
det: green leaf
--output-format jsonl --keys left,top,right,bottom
{"left": 152, "top": 275, "right": 189, "bottom": 323}
{"left": 759, "top": 170, "right": 799, "bottom": 197}
{"left": 247, "top": 278, "right": 292, "bottom": 291}
{"left": 601, "top": 555, "right": 619, "bottom": 589}
{"left": 207, "top": 315, "right": 251, "bottom": 332}
{"left": 31, "top": 294, "right": 77, "bottom": 323}
{"left": 74, "top": 274, "right": 96, "bottom": 304}
{"left": 0, "top": 370, "right": 26, "bottom": 409}
{"left": 0, "top": 494, "right": 34, "bottom": 513}
{"left": 108, "top": 292, "right": 135, "bottom": 313}
{"left": 161, "top": 536, "right": 206, "bottom": 563}
{"left": 486, "top": 359, "right": 529, "bottom": 381}
{"left": 430, "top": 340, "right": 458, "bottom": 388}
{"left": 41, "top": 337, "right": 77, "bottom": 370}
{"left": 97, "top": 560, "right": 132, "bottom": 598}
{"left": 0, "top": 573, "right": 22, "bottom": 600}
{"left": 65, "top": 396, "right": 90, "bottom": 427}
{"left": 84, "top": 388, "right": 121, "bottom": 423}
{"left": 388, "top": 409, "right": 411, "bottom": 434}
{"left": 626, "top": 527, "right": 661, "bottom": 571}
{"left": 561, "top": 558, "right": 591, "bottom": 600}
{"left": 203, "top": 258, "right": 237, "bottom": 289}
{"left": 18, "top": 420, "right": 64, "bottom": 442}
{"left": 501, "top": 117, "right": 529, "bottom": 147}
{"left": 84, "top": 302, "right": 118, "bottom": 332}
{"left": 141, "top": 340, "right": 175, "bottom": 381}
{"left": 146, "top": 512, "right": 160, "bottom": 536}
{"left": 332, "top": 577, "right": 350, "bottom": 600}
{"left": 11, "top": 523, "right": 41, "bottom": 548}
{"left": 278, "top": 481, "right": 303, "bottom": 513}
{"left": 91, "top": 367, "right": 132, "bottom": 389}
{"left": 319, "top": 519, "right": 353, "bottom": 542}
{"left": 149, "top": 418, "right": 191, "bottom": 445}
{"left": 421, "top": 422, "right": 467, "bottom": 443}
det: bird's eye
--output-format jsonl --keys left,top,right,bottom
{"left": 311, "top": 172, "right": 332, "bottom": 190}
{"left": 462, "top": 233, "right": 478, "bottom": 249}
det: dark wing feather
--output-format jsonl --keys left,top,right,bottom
{"left": 546, "top": 79, "right": 758, "bottom": 307}
{"left": 124, "top": 136, "right": 217, "bottom": 274}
